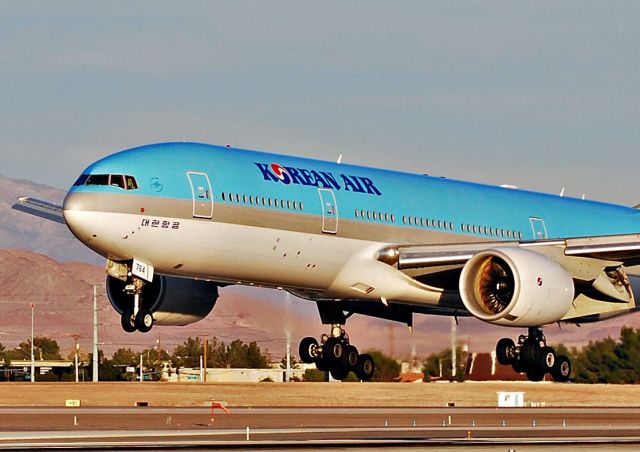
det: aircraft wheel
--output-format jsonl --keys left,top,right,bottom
{"left": 323, "top": 337, "right": 344, "bottom": 364}
{"left": 340, "top": 345, "right": 359, "bottom": 370}
{"left": 355, "top": 353, "right": 375, "bottom": 381}
{"left": 121, "top": 310, "right": 137, "bottom": 333}
{"left": 525, "top": 366, "right": 545, "bottom": 382}
{"left": 299, "top": 337, "right": 319, "bottom": 364}
{"left": 330, "top": 365, "right": 350, "bottom": 381}
{"left": 135, "top": 309, "right": 154, "bottom": 333}
{"left": 512, "top": 360, "right": 526, "bottom": 374}
{"left": 520, "top": 340, "right": 541, "bottom": 367}
{"left": 539, "top": 346, "right": 556, "bottom": 371}
{"left": 315, "top": 356, "right": 329, "bottom": 372}
{"left": 496, "top": 338, "right": 515, "bottom": 365}
{"left": 551, "top": 355, "right": 571, "bottom": 382}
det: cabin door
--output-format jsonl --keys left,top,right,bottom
{"left": 318, "top": 188, "right": 338, "bottom": 234}
{"left": 187, "top": 171, "right": 213, "bottom": 219}
{"left": 529, "top": 217, "right": 548, "bottom": 240}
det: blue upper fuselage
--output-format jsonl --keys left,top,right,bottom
{"left": 68, "top": 142, "right": 640, "bottom": 241}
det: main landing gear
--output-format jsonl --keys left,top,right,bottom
{"left": 496, "top": 327, "right": 571, "bottom": 382}
{"left": 120, "top": 277, "right": 154, "bottom": 334}
{"left": 299, "top": 325, "right": 375, "bottom": 381}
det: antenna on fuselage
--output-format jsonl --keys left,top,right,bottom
{"left": 559, "top": 187, "right": 565, "bottom": 197}
{"left": 336, "top": 154, "right": 343, "bottom": 164}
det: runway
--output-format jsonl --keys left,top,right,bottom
{"left": 1, "top": 406, "right": 640, "bottom": 449}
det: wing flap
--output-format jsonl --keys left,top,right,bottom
{"left": 12, "top": 197, "right": 65, "bottom": 224}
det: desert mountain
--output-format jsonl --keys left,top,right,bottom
{"left": 0, "top": 175, "right": 99, "bottom": 263}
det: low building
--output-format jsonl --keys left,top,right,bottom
{"left": 0, "top": 360, "right": 83, "bottom": 381}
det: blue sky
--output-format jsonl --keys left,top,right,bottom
{"left": 1, "top": 2, "right": 638, "bottom": 204}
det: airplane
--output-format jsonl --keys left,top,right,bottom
{"left": 12, "top": 141, "right": 640, "bottom": 382}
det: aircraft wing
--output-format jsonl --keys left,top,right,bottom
{"left": 382, "top": 233, "right": 640, "bottom": 270}
{"left": 11, "top": 197, "right": 65, "bottom": 224}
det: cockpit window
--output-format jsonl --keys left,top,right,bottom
{"left": 76, "top": 174, "right": 138, "bottom": 190}
{"left": 85, "top": 174, "right": 110, "bottom": 186}
{"left": 110, "top": 174, "right": 126, "bottom": 189}
{"left": 73, "top": 174, "right": 89, "bottom": 186}
{"left": 125, "top": 175, "right": 138, "bottom": 190}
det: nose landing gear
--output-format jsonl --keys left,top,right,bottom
{"left": 120, "top": 277, "right": 154, "bottom": 333}
{"left": 299, "top": 324, "right": 374, "bottom": 381}
{"left": 496, "top": 327, "right": 571, "bottom": 382}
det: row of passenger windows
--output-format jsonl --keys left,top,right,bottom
{"left": 354, "top": 209, "right": 396, "bottom": 223}
{"left": 221, "top": 192, "right": 305, "bottom": 211}
{"left": 461, "top": 223, "right": 523, "bottom": 240}
{"left": 354, "top": 209, "right": 524, "bottom": 239}
{"left": 403, "top": 215, "right": 454, "bottom": 231}
{"left": 73, "top": 174, "right": 138, "bottom": 190}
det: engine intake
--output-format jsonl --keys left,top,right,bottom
{"left": 459, "top": 247, "right": 574, "bottom": 326}
{"left": 106, "top": 275, "right": 219, "bottom": 326}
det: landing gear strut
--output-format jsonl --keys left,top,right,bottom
{"left": 496, "top": 327, "right": 571, "bottom": 382}
{"left": 299, "top": 324, "right": 374, "bottom": 381}
{"left": 120, "top": 276, "right": 154, "bottom": 333}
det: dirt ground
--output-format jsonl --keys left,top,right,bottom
{"left": 1, "top": 381, "right": 640, "bottom": 407}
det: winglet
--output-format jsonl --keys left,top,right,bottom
{"left": 12, "top": 197, "right": 65, "bottom": 224}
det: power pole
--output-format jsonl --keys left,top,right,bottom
{"left": 203, "top": 335, "right": 208, "bottom": 383}
{"left": 285, "top": 331, "right": 291, "bottom": 382}
{"left": 451, "top": 317, "right": 457, "bottom": 379}
{"left": 30, "top": 303, "right": 35, "bottom": 383}
{"left": 93, "top": 285, "right": 99, "bottom": 382}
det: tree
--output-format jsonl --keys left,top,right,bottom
{"left": 171, "top": 337, "right": 270, "bottom": 369}
{"left": 366, "top": 350, "right": 401, "bottom": 382}
{"left": 111, "top": 348, "right": 140, "bottom": 367}
{"left": 303, "top": 368, "right": 326, "bottom": 382}
{"left": 422, "top": 347, "right": 466, "bottom": 381}
{"left": 571, "top": 327, "right": 640, "bottom": 384}
{"left": 172, "top": 337, "right": 204, "bottom": 368}
{"left": 6, "top": 336, "right": 62, "bottom": 361}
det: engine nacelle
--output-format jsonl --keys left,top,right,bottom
{"left": 459, "top": 247, "right": 574, "bottom": 327}
{"left": 106, "top": 275, "right": 219, "bottom": 326}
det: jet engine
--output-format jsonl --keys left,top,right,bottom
{"left": 459, "top": 247, "right": 574, "bottom": 327}
{"left": 106, "top": 275, "right": 219, "bottom": 326}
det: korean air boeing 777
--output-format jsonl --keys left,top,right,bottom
{"left": 13, "top": 142, "right": 640, "bottom": 381}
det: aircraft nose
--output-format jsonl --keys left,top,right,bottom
{"left": 62, "top": 191, "right": 96, "bottom": 242}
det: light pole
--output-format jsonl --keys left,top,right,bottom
{"left": 30, "top": 303, "right": 35, "bottom": 383}
{"left": 75, "top": 342, "right": 80, "bottom": 383}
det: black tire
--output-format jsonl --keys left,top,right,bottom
{"left": 539, "top": 346, "right": 556, "bottom": 371}
{"left": 512, "top": 360, "right": 525, "bottom": 374}
{"left": 525, "top": 366, "right": 545, "bottom": 382}
{"left": 135, "top": 309, "right": 154, "bottom": 333}
{"left": 330, "top": 366, "right": 350, "bottom": 381}
{"left": 299, "top": 337, "right": 318, "bottom": 364}
{"left": 121, "top": 310, "right": 137, "bottom": 333}
{"left": 520, "top": 340, "right": 541, "bottom": 367}
{"left": 315, "top": 357, "right": 329, "bottom": 372}
{"left": 551, "top": 355, "right": 571, "bottom": 382}
{"left": 355, "top": 353, "right": 375, "bottom": 381}
{"left": 496, "top": 338, "right": 515, "bottom": 365}
{"left": 340, "top": 345, "right": 359, "bottom": 370}
{"left": 323, "top": 337, "right": 344, "bottom": 364}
